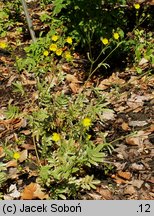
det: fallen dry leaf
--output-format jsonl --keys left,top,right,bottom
{"left": 21, "top": 143, "right": 35, "bottom": 150}
{"left": 21, "top": 183, "right": 48, "bottom": 200}
{"left": 19, "top": 150, "right": 28, "bottom": 163}
{"left": 96, "top": 187, "right": 112, "bottom": 200}
{"left": 127, "top": 94, "right": 145, "bottom": 109}
{"left": 8, "top": 167, "right": 18, "bottom": 177}
{"left": 6, "top": 75, "right": 17, "bottom": 87}
{"left": 146, "top": 178, "right": 154, "bottom": 184}
{"left": 21, "top": 183, "right": 37, "bottom": 200}
{"left": 148, "top": 0, "right": 154, "bottom": 5}
{"left": 147, "top": 124, "right": 154, "bottom": 133}
{"left": 117, "top": 171, "right": 132, "bottom": 180}
{"left": 126, "top": 130, "right": 150, "bottom": 146}
{"left": 121, "top": 122, "right": 130, "bottom": 131}
{"left": 131, "top": 179, "right": 144, "bottom": 189}
{"left": 111, "top": 174, "right": 127, "bottom": 184}
{"left": 66, "top": 74, "right": 81, "bottom": 83}
{"left": 34, "top": 184, "right": 49, "bottom": 200}
{"left": 102, "top": 109, "right": 115, "bottom": 120}
{"left": 128, "top": 120, "right": 148, "bottom": 127}
{"left": 61, "top": 63, "right": 71, "bottom": 72}
{"left": 0, "top": 146, "right": 5, "bottom": 158}
{"left": 69, "top": 83, "right": 80, "bottom": 93}
{"left": 139, "top": 57, "right": 149, "bottom": 66}
{"left": 6, "top": 160, "right": 18, "bottom": 168}
{"left": 8, "top": 184, "right": 20, "bottom": 198}
{"left": 125, "top": 137, "right": 139, "bottom": 146}
{"left": 130, "top": 163, "right": 144, "bottom": 171}
{"left": 20, "top": 130, "right": 31, "bottom": 135}
{"left": 21, "top": 74, "right": 36, "bottom": 85}
{"left": 98, "top": 73, "right": 125, "bottom": 90}
{"left": 87, "top": 192, "right": 102, "bottom": 200}
{"left": 123, "top": 185, "right": 136, "bottom": 195}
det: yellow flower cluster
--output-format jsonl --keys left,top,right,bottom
{"left": 43, "top": 35, "right": 73, "bottom": 60}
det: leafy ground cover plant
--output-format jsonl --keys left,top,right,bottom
{"left": 26, "top": 84, "right": 114, "bottom": 198}
{"left": 0, "top": 0, "right": 22, "bottom": 37}
{"left": 13, "top": 0, "right": 153, "bottom": 76}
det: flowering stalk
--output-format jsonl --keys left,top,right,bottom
{"left": 86, "top": 41, "right": 123, "bottom": 85}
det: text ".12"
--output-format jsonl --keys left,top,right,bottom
{"left": 138, "top": 204, "right": 151, "bottom": 213}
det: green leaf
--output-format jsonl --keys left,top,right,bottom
{"left": 5, "top": 104, "right": 19, "bottom": 119}
{"left": 39, "top": 165, "right": 50, "bottom": 182}
{"left": 12, "top": 81, "right": 25, "bottom": 96}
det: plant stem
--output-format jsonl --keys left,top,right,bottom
{"left": 85, "top": 41, "right": 123, "bottom": 87}
{"left": 32, "top": 136, "right": 41, "bottom": 166}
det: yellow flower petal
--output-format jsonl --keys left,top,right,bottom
{"left": 82, "top": 117, "right": 91, "bottom": 127}
{"left": 113, "top": 32, "right": 119, "bottom": 40}
{"left": 134, "top": 3, "right": 140, "bottom": 10}
{"left": 56, "top": 48, "right": 63, "bottom": 56}
{"left": 52, "top": 35, "right": 59, "bottom": 42}
{"left": 0, "top": 41, "right": 7, "bottom": 49}
{"left": 64, "top": 51, "right": 72, "bottom": 60}
{"left": 66, "top": 37, "right": 73, "bottom": 44}
{"left": 43, "top": 50, "right": 49, "bottom": 56}
{"left": 51, "top": 133, "right": 60, "bottom": 142}
{"left": 13, "top": 152, "right": 20, "bottom": 160}
{"left": 101, "top": 38, "right": 109, "bottom": 45}
{"left": 49, "top": 44, "right": 57, "bottom": 51}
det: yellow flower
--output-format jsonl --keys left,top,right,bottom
{"left": 134, "top": 3, "right": 140, "bottom": 9}
{"left": 101, "top": 38, "right": 109, "bottom": 45}
{"left": 56, "top": 48, "right": 63, "bottom": 56}
{"left": 0, "top": 41, "right": 7, "bottom": 49}
{"left": 52, "top": 35, "right": 59, "bottom": 42}
{"left": 49, "top": 44, "right": 57, "bottom": 51}
{"left": 66, "top": 37, "right": 73, "bottom": 44}
{"left": 13, "top": 152, "right": 20, "bottom": 160}
{"left": 64, "top": 51, "right": 72, "bottom": 60}
{"left": 82, "top": 117, "right": 92, "bottom": 127}
{"left": 51, "top": 133, "right": 60, "bottom": 142}
{"left": 43, "top": 50, "right": 49, "bottom": 56}
{"left": 113, "top": 32, "right": 120, "bottom": 40}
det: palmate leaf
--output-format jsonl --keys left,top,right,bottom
{"left": 12, "top": 81, "right": 25, "bottom": 96}
{"left": 32, "top": 109, "right": 48, "bottom": 122}
{"left": 39, "top": 165, "right": 50, "bottom": 182}
{"left": 5, "top": 104, "right": 19, "bottom": 119}
{"left": 79, "top": 175, "right": 100, "bottom": 190}
{"left": 86, "top": 143, "right": 105, "bottom": 166}
{"left": 53, "top": 0, "right": 71, "bottom": 15}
